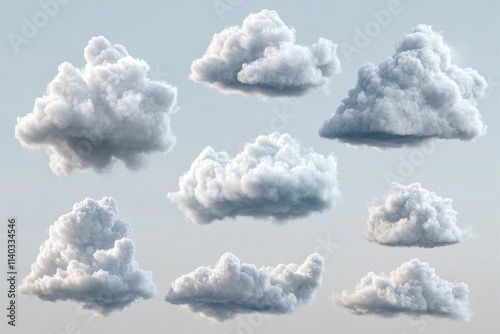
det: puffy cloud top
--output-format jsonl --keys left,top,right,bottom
{"left": 15, "top": 36, "right": 178, "bottom": 175}
{"left": 365, "top": 182, "right": 470, "bottom": 247}
{"left": 190, "top": 9, "right": 340, "bottom": 98}
{"left": 19, "top": 197, "right": 157, "bottom": 316}
{"left": 319, "top": 24, "right": 487, "bottom": 148}
{"left": 166, "top": 253, "right": 324, "bottom": 321}
{"left": 168, "top": 132, "right": 341, "bottom": 224}
{"left": 333, "top": 258, "right": 471, "bottom": 321}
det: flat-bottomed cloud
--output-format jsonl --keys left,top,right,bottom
{"left": 365, "top": 182, "right": 470, "bottom": 247}
{"left": 166, "top": 253, "right": 324, "bottom": 321}
{"left": 19, "top": 197, "right": 157, "bottom": 316}
{"left": 168, "top": 132, "right": 341, "bottom": 224}
{"left": 190, "top": 9, "right": 340, "bottom": 98}
{"left": 319, "top": 24, "right": 487, "bottom": 148}
{"left": 333, "top": 258, "right": 471, "bottom": 321}
{"left": 15, "top": 36, "right": 178, "bottom": 174}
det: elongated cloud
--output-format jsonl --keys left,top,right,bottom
{"left": 15, "top": 36, "right": 178, "bottom": 175}
{"left": 19, "top": 197, "right": 157, "bottom": 316}
{"left": 168, "top": 132, "right": 340, "bottom": 224}
{"left": 166, "top": 253, "right": 324, "bottom": 321}
{"left": 190, "top": 9, "right": 340, "bottom": 98}
{"left": 319, "top": 24, "right": 487, "bottom": 147}
{"left": 365, "top": 182, "right": 470, "bottom": 247}
{"left": 333, "top": 259, "right": 471, "bottom": 321}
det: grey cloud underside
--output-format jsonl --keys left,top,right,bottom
{"left": 15, "top": 36, "right": 177, "bottom": 175}
{"left": 190, "top": 9, "right": 340, "bottom": 98}
{"left": 365, "top": 182, "right": 470, "bottom": 248}
{"left": 319, "top": 24, "right": 487, "bottom": 148}
{"left": 333, "top": 258, "right": 471, "bottom": 321}
{"left": 165, "top": 253, "right": 324, "bottom": 321}
{"left": 167, "top": 132, "right": 341, "bottom": 224}
{"left": 19, "top": 197, "right": 157, "bottom": 316}
{"left": 330, "top": 133, "right": 436, "bottom": 148}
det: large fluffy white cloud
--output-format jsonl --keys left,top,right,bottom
{"left": 190, "top": 9, "right": 340, "bottom": 98}
{"left": 15, "top": 36, "right": 178, "bottom": 175}
{"left": 333, "top": 258, "right": 471, "bottom": 321}
{"left": 365, "top": 182, "right": 470, "bottom": 247}
{"left": 165, "top": 253, "right": 324, "bottom": 321}
{"left": 167, "top": 132, "right": 341, "bottom": 224}
{"left": 19, "top": 197, "right": 157, "bottom": 316}
{"left": 319, "top": 24, "right": 487, "bottom": 148}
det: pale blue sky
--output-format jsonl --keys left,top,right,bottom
{"left": 1, "top": 0, "right": 499, "bottom": 333}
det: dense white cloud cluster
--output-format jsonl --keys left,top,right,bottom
{"left": 166, "top": 253, "right": 324, "bottom": 321}
{"left": 191, "top": 9, "right": 340, "bottom": 98}
{"left": 365, "top": 182, "right": 470, "bottom": 247}
{"left": 333, "top": 258, "right": 471, "bottom": 321}
{"left": 15, "top": 36, "right": 178, "bottom": 174}
{"left": 168, "top": 132, "right": 341, "bottom": 224}
{"left": 19, "top": 197, "right": 157, "bottom": 316}
{"left": 319, "top": 24, "right": 487, "bottom": 147}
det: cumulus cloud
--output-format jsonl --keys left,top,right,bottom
{"left": 19, "top": 197, "right": 157, "bottom": 316}
{"left": 167, "top": 132, "right": 340, "bottom": 224}
{"left": 333, "top": 258, "right": 471, "bottom": 321}
{"left": 166, "top": 252, "right": 324, "bottom": 321}
{"left": 15, "top": 36, "right": 178, "bottom": 175}
{"left": 365, "top": 182, "right": 470, "bottom": 247}
{"left": 190, "top": 9, "right": 340, "bottom": 98}
{"left": 319, "top": 24, "right": 487, "bottom": 147}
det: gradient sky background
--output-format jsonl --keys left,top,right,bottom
{"left": 1, "top": 0, "right": 499, "bottom": 333}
